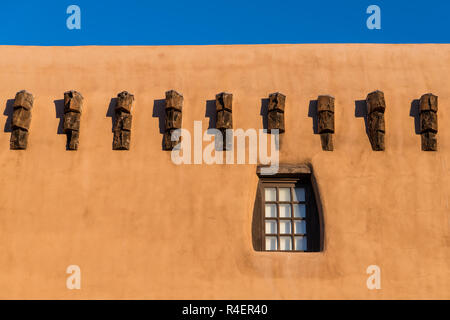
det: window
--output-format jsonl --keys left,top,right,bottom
{"left": 252, "top": 165, "right": 323, "bottom": 252}
{"left": 263, "top": 184, "right": 307, "bottom": 251}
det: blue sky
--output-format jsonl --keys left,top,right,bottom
{"left": 0, "top": 0, "right": 448, "bottom": 45}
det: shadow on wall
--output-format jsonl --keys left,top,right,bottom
{"left": 205, "top": 100, "right": 216, "bottom": 133}
{"left": 3, "top": 99, "right": 14, "bottom": 132}
{"left": 106, "top": 98, "right": 118, "bottom": 133}
{"left": 54, "top": 99, "right": 65, "bottom": 134}
{"left": 307, "top": 99, "right": 319, "bottom": 134}
{"left": 260, "top": 98, "right": 269, "bottom": 131}
{"left": 152, "top": 99, "right": 166, "bottom": 150}
{"left": 355, "top": 100, "right": 370, "bottom": 140}
{"left": 410, "top": 99, "right": 421, "bottom": 135}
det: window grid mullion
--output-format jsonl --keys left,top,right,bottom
{"left": 276, "top": 187, "right": 280, "bottom": 250}
{"left": 263, "top": 186, "right": 268, "bottom": 251}
{"left": 291, "top": 187, "right": 294, "bottom": 251}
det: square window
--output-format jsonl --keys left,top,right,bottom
{"left": 295, "top": 236, "right": 307, "bottom": 251}
{"left": 265, "top": 220, "right": 277, "bottom": 234}
{"left": 265, "top": 236, "right": 277, "bottom": 251}
{"left": 280, "top": 236, "right": 292, "bottom": 250}
{"left": 293, "top": 188, "right": 305, "bottom": 202}
{"left": 279, "top": 204, "right": 291, "bottom": 217}
{"left": 265, "top": 188, "right": 276, "bottom": 201}
{"left": 279, "top": 188, "right": 291, "bottom": 201}
{"left": 280, "top": 220, "right": 291, "bottom": 234}
{"left": 293, "top": 204, "right": 306, "bottom": 218}
{"left": 265, "top": 204, "right": 277, "bottom": 217}
{"left": 294, "top": 220, "right": 306, "bottom": 234}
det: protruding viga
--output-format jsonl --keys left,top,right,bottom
{"left": 63, "top": 90, "right": 83, "bottom": 150}
{"left": 113, "top": 91, "right": 134, "bottom": 150}
{"left": 267, "top": 92, "right": 285, "bottom": 134}
{"left": 419, "top": 93, "right": 438, "bottom": 151}
{"left": 317, "top": 95, "right": 335, "bottom": 151}
{"left": 10, "top": 90, "right": 34, "bottom": 150}
{"left": 163, "top": 90, "right": 183, "bottom": 151}
{"left": 215, "top": 92, "right": 233, "bottom": 150}
{"left": 366, "top": 90, "right": 386, "bottom": 151}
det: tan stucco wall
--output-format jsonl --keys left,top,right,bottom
{"left": 0, "top": 44, "right": 448, "bottom": 299}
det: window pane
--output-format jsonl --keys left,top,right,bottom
{"left": 265, "top": 220, "right": 277, "bottom": 234}
{"left": 295, "top": 236, "right": 307, "bottom": 251}
{"left": 293, "top": 188, "right": 305, "bottom": 202}
{"left": 279, "top": 204, "right": 291, "bottom": 217}
{"left": 265, "top": 236, "right": 277, "bottom": 251}
{"left": 280, "top": 236, "right": 292, "bottom": 250}
{"left": 265, "top": 204, "right": 277, "bottom": 217}
{"left": 279, "top": 188, "right": 291, "bottom": 201}
{"left": 265, "top": 188, "right": 276, "bottom": 201}
{"left": 294, "top": 220, "right": 306, "bottom": 234}
{"left": 280, "top": 221, "right": 291, "bottom": 234}
{"left": 293, "top": 204, "right": 306, "bottom": 218}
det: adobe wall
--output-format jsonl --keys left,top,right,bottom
{"left": 0, "top": 44, "right": 448, "bottom": 299}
